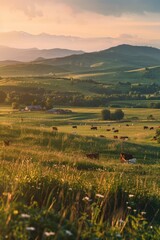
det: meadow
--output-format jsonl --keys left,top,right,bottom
{"left": 0, "top": 106, "right": 160, "bottom": 239}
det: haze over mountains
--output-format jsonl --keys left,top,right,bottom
{"left": 0, "top": 31, "right": 160, "bottom": 52}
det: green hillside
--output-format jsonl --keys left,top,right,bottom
{"left": 0, "top": 44, "right": 160, "bottom": 78}
{"left": 39, "top": 44, "right": 160, "bottom": 70}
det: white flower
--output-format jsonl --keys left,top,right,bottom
{"left": 116, "top": 233, "right": 122, "bottom": 238}
{"left": 119, "top": 219, "right": 124, "bottom": 224}
{"left": 129, "top": 194, "right": 134, "bottom": 198}
{"left": 127, "top": 206, "right": 131, "bottom": 210}
{"left": 96, "top": 193, "right": 104, "bottom": 199}
{"left": 44, "top": 231, "right": 55, "bottom": 237}
{"left": 82, "top": 196, "right": 91, "bottom": 202}
{"left": 141, "top": 211, "right": 146, "bottom": 215}
{"left": 65, "top": 230, "right": 73, "bottom": 236}
{"left": 26, "top": 227, "right": 35, "bottom": 231}
{"left": 133, "top": 209, "right": 137, "bottom": 213}
{"left": 21, "top": 214, "right": 30, "bottom": 218}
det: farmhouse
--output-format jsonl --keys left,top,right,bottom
{"left": 25, "top": 105, "right": 43, "bottom": 111}
{"left": 47, "top": 108, "right": 72, "bottom": 114}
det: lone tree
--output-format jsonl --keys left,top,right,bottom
{"left": 110, "top": 109, "right": 124, "bottom": 120}
{"left": 101, "top": 109, "right": 111, "bottom": 120}
{"left": 114, "top": 109, "right": 124, "bottom": 120}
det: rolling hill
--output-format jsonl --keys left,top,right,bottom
{"left": 37, "top": 44, "right": 160, "bottom": 69}
{"left": 0, "top": 44, "right": 160, "bottom": 80}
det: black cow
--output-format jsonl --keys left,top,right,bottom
{"left": 86, "top": 153, "right": 99, "bottom": 160}
{"left": 150, "top": 127, "right": 154, "bottom": 130}
{"left": 72, "top": 125, "right": 77, "bottom": 129}
{"left": 114, "top": 136, "right": 118, "bottom": 139}
{"left": 91, "top": 126, "right": 97, "bottom": 130}
{"left": 52, "top": 127, "right": 58, "bottom": 131}
{"left": 152, "top": 136, "right": 157, "bottom": 141}
{"left": 144, "top": 126, "right": 148, "bottom": 130}
{"left": 120, "top": 136, "right": 129, "bottom": 140}
{"left": 99, "top": 135, "right": 105, "bottom": 138}
{"left": 114, "top": 130, "right": 119, "bottom": 133}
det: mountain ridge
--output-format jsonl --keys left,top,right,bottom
{"left": 0, "top": 44, "right": 160, "bottom": 77}
{"left": 0, "top": 45, "right": 84, "bottom": 62}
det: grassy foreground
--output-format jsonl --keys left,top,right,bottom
{"left": 0, "top": 107, "right": 160, "bottom": 239}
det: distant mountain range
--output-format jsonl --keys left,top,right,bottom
{"left": 0, "top": 31, "right": 160, "bottom": 52}
{"left": 0, "top": 46, "right": 84, "bottom": 62}
{"left": 0, "top": 44, "right": 160, "bottom": 77}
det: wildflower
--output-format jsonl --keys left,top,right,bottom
{"left": 21, "top": 213, "right": 30, "bottom": 218}
{"left": 44, "top": 231, "right": 55, "bottom": 237}
{"left": 65, "top": 230, "right": 73, "bottom": 236}
{"left": 13, "top": 210, "right": 18, "bottom": 215}
{"left": 96, "top": 193, "right": 104, "bottom": 199}
{"left": 133, "top": 209, "right": 137, "bottom": 213}
{"left": 126, "top": 202, "right": 129, "bottom": 205}
{"left": 141, "top": 211, "right": 146, "bottom": 215}
{"left": 129, "top": 194, "right": 134, "bottom": 198}
{"left": 82, "top": 196, "right": 91, "bottom": 202}
{"left": 116, "top": 233, "right": 122, "bottom": 238}
{"left": 26, "top": 227, "right": 35, "bottom": 231}
{"left": 150, "top": 226, "right": 153, "bottom": 229}
{"left": 127, "top": 206, "right": 131, "bottom": 210}
{"left": 118, "top": 219, "right": 124, "bottom": 224}
{"left": 69, "top": 188, "right": 72, "bottom": 191}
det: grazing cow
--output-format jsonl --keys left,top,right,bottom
{"left": 52, "top": 127, "right": 58, "bottom": 131}
{"left": 150, "top": 127, "right": 154, "bottom": 130}
{"left": 114, "top": 129, "right": 119, "bottom": 133}
{"left": 106, "top": 129, "right": 111, "bottom": 131}
{"left": 126, "top": 124, "right": 129, "bottom": 126}
{"left": 86, "top": 153, "right": 99, "bottom": 160}
{"left": 114, "top": 136, "right": 118, "bottom": 139}
{"left": 3, "top": 140, "right": 10, "bottom": 146}
{"left": 72, "top": 125, "right": 77, "bottom": 129}
{"left": 143, "top": 126, "right": 148, "bottom": 130}
{"left": 120, "top": 136, "right": 129, "bottom": 140}
{"left": 112, "top": 127, "right": 115, "bottom": 130}
{"left": 120, "top": 152, "right": 133, "bottom": 163}
{"left": 152, "top": 136, "right": 157, "bottom": 141}
{"left": 91, "top": 126, "right": 97, "bottom": 130}
{"left": 99, "top": 135, "right": 105, "bottom": 138}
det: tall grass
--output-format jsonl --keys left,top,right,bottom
{"left": 0, "top": 123, "right": 159, "bottom": 239}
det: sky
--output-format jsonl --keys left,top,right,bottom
{"left": 0, "top": 0, "right": 160, "bottom": 50}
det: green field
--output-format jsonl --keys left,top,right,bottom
{"left": 0, "top": 106, "right": 160, "bottom": 239}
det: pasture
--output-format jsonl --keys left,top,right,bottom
{"left": 0, "top": 106, "right": 160, "bottom": 239}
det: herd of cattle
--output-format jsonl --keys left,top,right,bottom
{"left": 2, "top": 123, "right": 159, "bottom": 164}
{"left": 50, "top": 123, "right": 159, "bottom": 163}
{"left": 52, "top": 124, "right": 158, "bottom": 141}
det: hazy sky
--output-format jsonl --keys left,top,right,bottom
{"left": 0, "top": 0, "right": 160, "bottom": 49}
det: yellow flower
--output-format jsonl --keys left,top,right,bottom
{"left": 13, "top": 210, "right": 19, "bottom": 215}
